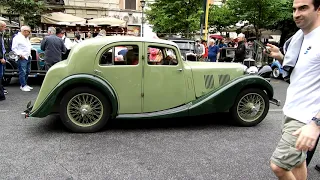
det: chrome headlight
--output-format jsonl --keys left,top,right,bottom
{"left": 38, "top": 52, "right": 45, "bottom": 61}
{"left": 8, "top": 51, "right": 18, "bottom": 61}
{"left": 246, "top": 66, "right": 259, "bottom": 75}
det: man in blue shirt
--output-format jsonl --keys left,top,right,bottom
{"left": 208, "top": 39, "right": 219, "bottom": 62}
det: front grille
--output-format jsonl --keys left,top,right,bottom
{"left": 31, "top": 49, "right": 37, "bottom": 60}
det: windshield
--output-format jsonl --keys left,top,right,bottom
{"left": 174, "top": 41, "right": 195, "bottom": 51}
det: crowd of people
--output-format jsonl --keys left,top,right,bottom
{"left": 194, "top": 33, "right": 248, "bottom": 63}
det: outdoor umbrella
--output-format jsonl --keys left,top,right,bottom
{"left": 209, "top": 34, "right": 224, "bottom": 40}
{"left": 41, "top": 12, "right": 86, "bottom": 25}
{"left": 87, "top": 17, "right": 126, "bottom": 27}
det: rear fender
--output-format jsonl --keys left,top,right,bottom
{"left": 29, "top": 74, "right": 119, "bottom": 118}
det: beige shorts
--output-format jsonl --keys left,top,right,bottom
{"left": 270, "top": 116, "right": 307, "bottom": 171}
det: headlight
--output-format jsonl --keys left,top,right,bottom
{"left": 8, "top": 51, "right": 18, "bottom": 61}
{"left": 246, "top": 66, "right": 259, "bottom": 75}
{"left": 38, "top": 52, "right": 45, "bottom": 60}
{"left": 242, "top": 64, "right": 248, "bottom": 74}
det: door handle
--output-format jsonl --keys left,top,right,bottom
{"left": 94, "top": 69, "right": 102, "bottom": 74}
{"left": 177, "top": 68, "right": 183, "bottom": 72}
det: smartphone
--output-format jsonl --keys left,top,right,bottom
{"left": 254, "top": 40, "right": 271, "bottom": 54}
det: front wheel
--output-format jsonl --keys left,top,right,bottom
{"left": 230, "top": 88, "right": 269, "bottom": 126}
{"left": 59, "top": 87, "right": 111, "bottom": 133}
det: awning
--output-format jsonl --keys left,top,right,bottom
{"left": 87, "top": 17, "right": 126, "bottom": 27}
{"left": 41, "top": 12, "right": 86, "bottom": 25}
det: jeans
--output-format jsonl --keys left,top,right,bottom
{"left": 0, "top": 63, "right": 5, "bottom": 99}
{"left": 18, "top": 57, "right": 31, "bottom": 87}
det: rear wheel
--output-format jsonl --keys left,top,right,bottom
{"left": 230, "top": 88, "right": 269, "bottom": 126}
{"left": 59, "top": 87, "right": 111, "bottom": 133}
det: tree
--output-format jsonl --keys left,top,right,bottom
{"left": 145, "top": 0, "right": 203, "bottom": 37}
{"left": 0, "top": 0, "right": 47, "bottom": 28}
{"left": 226, "top": 0, "right": 286, "bottom": 38}
{"left": 208, "top": 4, "right": 238, "bottom": 33}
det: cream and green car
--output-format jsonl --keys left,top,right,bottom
{"left": 23, "top": 36, "right": 280, "bottom": 133}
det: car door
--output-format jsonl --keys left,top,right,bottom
{"left": 142, "top": 42, "right": 187, "bottom": 113}
{"left": 94, "top": 42, "right": 143, "bottom": 114}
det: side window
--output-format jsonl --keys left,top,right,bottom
{"left": 147, "top": 46, "right": 178, "bottom": 66}
{"left": 100, "top": 45, "right": 139, "bottom": 66}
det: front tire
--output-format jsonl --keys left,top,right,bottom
{"left": 59, "top": 87, "right": 111, "bottom": 133}
{"left": 230, "top": 88, "right": 269, "bottom": 126}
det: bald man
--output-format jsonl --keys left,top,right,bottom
{"left": 0, "top": 20, "right": 6, "bottom": 100}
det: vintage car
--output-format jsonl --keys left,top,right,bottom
{"left": 23, "top": 36, "right": 280, "bottom": 133}
{"left": 3, "top": 37, "right": 46, "bottom": 85}
{"left": 166, "top": 37, "right": 198, "bottom": 61}
{"left": 270, "top": 59, "right": 284, "bottom": 79}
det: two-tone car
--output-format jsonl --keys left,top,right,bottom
{"left": 23, "top": 36, "right": 280, "bottom": 133}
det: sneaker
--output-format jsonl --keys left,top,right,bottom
{"left": 20, "top": 86, "right": 31, "bottom": 92}
{"left": 3, "top": 89, "right": 8, "bottom": 95}
{"left": 25, "top": 85, "right": 33, "bottom": 90}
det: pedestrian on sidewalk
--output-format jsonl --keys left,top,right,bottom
{"left": 12, "top": 26, "right": 33, "bottom": 92}
{"left": 265, "top": 0, "right": 320, "bottom": 179}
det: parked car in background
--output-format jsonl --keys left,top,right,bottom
{"left": 167, "top": 37, "right": 198, "bottom": 61}
{"left": 23, "top": 36, "right": 280, "bottom": 133}
{"left": 2, "top": 37, "right": 46, "bottom": 85}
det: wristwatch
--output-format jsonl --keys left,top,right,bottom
{"left": 312, "top": 117, "right": 320, "bottom": 126}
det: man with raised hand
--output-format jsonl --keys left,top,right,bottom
{"left": 266, "top": 0, "right": 320, "bottom": 179}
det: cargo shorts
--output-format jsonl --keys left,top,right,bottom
{"left": 270, "top": 116, "right": 307, "bottom": 171}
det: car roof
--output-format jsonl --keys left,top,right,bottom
{"left": 80, "top": 36, "right": 179, "bottom": 48}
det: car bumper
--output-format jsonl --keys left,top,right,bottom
{"left": 269, "top": 98, "right": 281, "bottom": 106}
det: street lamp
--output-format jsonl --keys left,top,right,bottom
{"left": 140, "top": 0, "right": 146, "bottom": 37}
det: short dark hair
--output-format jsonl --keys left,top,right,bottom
{"left": 313, "top": 0, "right": 320, "bottom": 10}
{"left": 56, "top": 27, "right": 63, "bottom": 35}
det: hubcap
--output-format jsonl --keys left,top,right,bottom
{"left": 237, "top": 93, "right": 265, "bottom": 122}
{"left": 67, "top": 93, "right": 103, "bottom": 127}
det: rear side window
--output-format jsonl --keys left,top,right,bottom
{"left": 100, "top": 45, "right": 139, "bottom": 66}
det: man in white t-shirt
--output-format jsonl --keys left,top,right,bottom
{"left": 266, "top": 0, "right": 320, "bottom": 179}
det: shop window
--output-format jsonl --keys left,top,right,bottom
{"left": 125, "top": 0, "right": 136, "bottom": 10}
{"left": 100, "top": 45, "right": 139, "bottom": 66}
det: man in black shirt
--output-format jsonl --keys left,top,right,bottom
{"left": 234, "top": 33, "right": 246, "bottom": 63}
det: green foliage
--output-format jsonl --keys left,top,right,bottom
{"left": 226, "top": 0, "right": 292, "bottom": 37}
{"left": 0, "top": 0, "right": 47, "bottom": 28}
{"left": 145, "top": 0, "right": 203, "bottom": 37}
{"left": 208, "top": 4, "right": 238, "bottom": 32}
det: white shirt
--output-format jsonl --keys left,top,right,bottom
{"left": 62, "top": 36, "right": 74, "bottom": 49}
{"left": 11, "top": 32, "right": 32, "bottom": 58}
{"left": 283, "top": 26, "right": 320, "bottom": 124}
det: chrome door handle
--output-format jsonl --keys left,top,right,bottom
{"left": 94, "top": 69, "right": 102, "bottom": 73}
{"left": 177, "top": 68, "right": 183, "bottom": 72}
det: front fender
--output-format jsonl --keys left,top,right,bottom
{"left": 29, "top": 74, "right": 119, "bottom": 118}
{"left": 188, "top": 75, "right": 274, "bottom": 116}
{"left": 271, "top": 60, "right": 283, "bottom": 72}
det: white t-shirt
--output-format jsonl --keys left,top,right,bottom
{"left": 283, "top": 26, "right": 320, "bottom": 124}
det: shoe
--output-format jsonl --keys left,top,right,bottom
{"left": 25, "top": 85, "right": 33, "bottom": 90}
{"left": 3, "top": 89, "right": 8, "bottom": 95}
{"left": 315, "top": 164, "right": 320, "bottom": 172}
{"left": 20, "top": 86, "right": 30, "bottom": 92}
{"left": 0, "top": 97, "right": 5, "bottom": 101}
